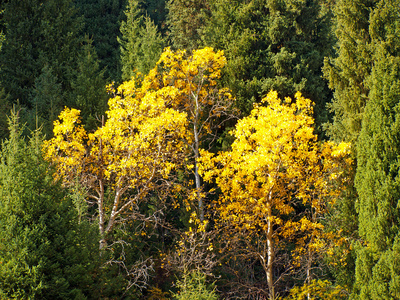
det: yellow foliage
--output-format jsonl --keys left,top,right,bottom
{"left": 43, "top": 46, "right": 233, "bottom": 242}
{"left": 285, "top": 280, "right": 347, "bottom": 300}
{"left": 199, "top": 90, "right": 352, "bottom": 277}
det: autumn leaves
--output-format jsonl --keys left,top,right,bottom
{"left": 43, "top": 47, "right": 350, "bottom": 298}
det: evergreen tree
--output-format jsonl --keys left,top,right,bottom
{"left": 323, "top": 0, "right": 377, "bottom": 145}
{"left": 200, "top": 0, "right": 267, "bottom": 112}
{"left": 166, "top": 0, "right": 209, "bottom": 51}
{"left": 0, "top": 112, "right": 99, "bottom": 299}
{"left": 261, "top": 0, "right": 335, "bottom": 131}
{"left": 201, "top": 0, "right": 334, "bottom": 130}
{"left": 0, "top": 0, "right": 84, "bottom": 108}
{"left": 31, "top": 64, "right": 63, "bottom": 137}
{"left": 321, "top": 0, "right": 379, "bottom": 291}
{"left": 119, "top": 0, "right": 164, "bottom": 80}
{"left": 353, "top": 1, "right": 400, "bottom": 298}
{"left": 140, "top": 0, "right": 168, "bottom": 34}
{"left": 75, "top": 0, "right": 126, "bottom": 81}
{"left": 70, "top": 36, "right": 108, "bottom": 130}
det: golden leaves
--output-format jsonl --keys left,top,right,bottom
{"left": 42, "top": 107, "right": 87, "bottom": 182}
{"left": 199, "top": 90, "right": 352, "bottom": 258}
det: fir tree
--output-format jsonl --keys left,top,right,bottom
{"left": 201, "top": 0, "right": 334, "bottom": 130}
{"left": 31, "top": 64, "right": 63, "bottom": 137}
{"left": 70, "top": 35, "right": 108, "bottom": 130}
{"left": 353, "top": 1, "right": 400, "bottom": 298}
{"left": 166, "top": 0, "right": 209, "bottom": 51}
{"left": 119, "top": 0, "right": 164, "bottom": 80}
{"left": 75, "top": 0, "right": 126, "bottom": 81}
{"left": 321, "top": 0, "right": 378, "bottom": 290}
{"left": 323, "top": 0, "right": 377, "bottom": 145}
{"left": 0, "top": 0, "right": 84, "bottom": 108}
{"left": 0, "top": 111, "right": 99, "bottom": 299}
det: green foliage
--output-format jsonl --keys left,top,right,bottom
{"left": 261, "top": 0, "right": 335, "bottom": 132}
{"left": 321, "top": 0, "right": 380, "bottom": 290}
{"left": 0, "top": 112, "right": 99, "bottom": 299}
{"left": 201, "top": 0, "right": 334, "bottom": 130}
{"left": 75, "top": 0, "right": 126, "bottom": 81}
{"left": 166, "top": 0, "right": 209, "bottom": 51}
{"left": 172, "top": 270, "right": 218, "bottom": 300}
{"left": 323, "top": 0, "right": 377, "bottom": 144}
{"left": 201, "top": 0, "right": 267, "bottom": 112}
{"left": 0, "top": 0, "right": 84, "bottom": 107}
{"left": 31, "top": 64, "right": 63, "bottom": 137}
{"left": 0, "top": 88, "right": 12, "bottom": 141}
{"left": 353, "top": 1, "right": 400, "bottom": 298}
{"left": 70, "top": 35, "right": 108, "bottom": 130}
{"left": 119, "top": 0, "right": 164, "bottom": 80}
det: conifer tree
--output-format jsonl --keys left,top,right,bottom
{"left": 353, "top": 1, "right": 400, "bottom": 298}
{"left": 119, "top": 0, "right": 164, "bottom": 80}
{"left": 31, "top": 65, "right": 63, "bottom": 137}
{"left": 0, "top": 0, "right": 83, "bottom": 108}
{"left": 166, "top": 0, "right": 209, "bottom": 51}
{"left": 75, "top": 0, "right": 126, "bottom": 81}
{"left": 321, "top": 0, "right": 378, "bottom": 290}
{"left": 323, "top": 0, "right": 377, "bottom": 144}
{"left": 200, "top": 0, "right": 334, "bottom": 130}
{"left": 70, "top": 36, "right": 108, "bottom": 129}
{"left": 0, "top": 111, "right": 99, "bottom": 299}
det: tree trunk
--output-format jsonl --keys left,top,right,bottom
{"left": 193, "top": 94, "right": 204, "bottom": 221}
{"left": 266, "top": 199, "right": 275, "bottom": 300}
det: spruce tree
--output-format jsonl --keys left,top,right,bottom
{"left": 119, "top": 0, "right": 164, "bottom": 80}
{"left": 323, "top": 0, "right": 378, "bottom": 144}
{"left": 353, "top": 1, "right": 400, "bottom": 298}
{"left": 31, "top": 64, "right": 63, "bottom": 137}
{"left": 0, "top": 112, "right": 99, "bottom": 299}
{"left": 200, "top": 0, "right": 268, "bottom": 112}
{"left": 321, "top": 0, "right": 378, "bottom": 290}
{"left": 166, "top": 0, "right": 209, "bottom": 51}
{"left": 70, "top": 36, "right": 108, "bottom": 130}
{"left": 75, "top": 0, "right": 126, "bottom": 81}
{"left": 0, "top": 0, "right": 83, "bottom": 107}
{"left": 200, "top": 0, "right": 334, "bottom": 129}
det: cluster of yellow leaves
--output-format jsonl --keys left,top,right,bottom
{"left": 285, "top": 279, "right": 347, "bottom": 300}
{"left": 43, "top": 108, "right": 87, "bottom": 181}
{"left": 43, "top": 47, "right": 231, "bottom": 190}
{"left": 148, "top": 47, "right": 234, "bottom": 142}
{"left": 199, "top": 90, "right": 351, "bottom": 257}
{"left": 44, "top": 80, "right": 188, "bottom": 191}
{"left": 43, "top": 47, "right": 232, "bottom": 240}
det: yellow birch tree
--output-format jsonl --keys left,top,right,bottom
{"left": 199, "top": 91, "right": 351, "bottom": 299}
{"left": 147, "top": 47, "right": 235, "bottom": 221}
{"left": 43, "top": 76, "right": 188, "bottom": 250}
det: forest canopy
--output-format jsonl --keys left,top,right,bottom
{"left": 0, "top": 0, "right": 399, "bottom": 299}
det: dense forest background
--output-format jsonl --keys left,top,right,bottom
{"left": 0, "top": 0, "right": 399, "bottom": 299}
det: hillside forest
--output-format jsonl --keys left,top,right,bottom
{"left": 0, "top": 0, "right": 400, "bottom": 299}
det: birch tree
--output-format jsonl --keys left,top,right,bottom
{"left": 200, "top": 91, "right": 351, "bottom": 299}
{"left": 43, "top": 77, "right": 188, "bottom": 250}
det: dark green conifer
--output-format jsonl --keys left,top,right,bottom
{"left": 119, "top": 0, "right": 164, "bottom": 80}
{"left": 70, "top": 36, "right": 109, "bottom": 130}
{"left": 201, "top": 0, "right": 334, "bottom": 130}
{"left": 323, "top": 0, "right": 377, "bottom": 144}
{"left": 0, "top": 111, "right": 99, "bottom": 299}
{"left": 166, "top": 0, "right": 209, "bottom": 51}
{"left": 353, "top": 1, "right": 400, "bottom": 298}
{"left": 0, "top": 0, "right": 83, "bottom": 108}
{"left": 75, "top": 0, "right": 126, "bottom": 81}
{"left": 31, "top": 65, "right": 63, "bottom": 137}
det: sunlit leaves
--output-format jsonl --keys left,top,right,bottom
{"left": 199, "top": 91, "right": 351, "bottom": 295}
{"left": 42, "top": 61, "right": 189, "bottom": 247}
{"left": 42, "top": 47, "right": 232, "bottom": 251}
